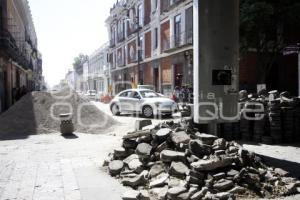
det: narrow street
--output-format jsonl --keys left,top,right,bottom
{"left": 0, "top": 103, "right": 300, "bottom": 200}
{"left": 0, "top": 102, "right": 175, "bottom": 200}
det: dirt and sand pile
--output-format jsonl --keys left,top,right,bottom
{"left": 0, "top": 87, "right": 117, "bottom": 135}
{"left": 104, "top": 120, "right": 300, "bottom": 200}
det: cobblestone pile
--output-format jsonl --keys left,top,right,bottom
{"left": 237, "top": 90, "right": 300, "bottom": 144}
{"left": 105, "top": 120, "right": 300, "bottom": 200}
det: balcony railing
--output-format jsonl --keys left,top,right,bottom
{"left": 163, "top": 30, "right": 193, "bottom": 52}
{"left": 0, "top": 29, "right": 31, "bottom": 70}
{"left": 109, "top": 38, "right": 116, "bottom": 48}
{"left": 127, "top": 24, "right": 140, "bottom": 36}
{"left": 117, "top": 33, "right": 125, "bottom": 43}
{"left": 162, "top": 40, "right": 171, "bottom": 52}
{"left": 117, "top": 57, "right": 126, "bottom": 67}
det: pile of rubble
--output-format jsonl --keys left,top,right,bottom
{"left": 0, "top": 86, "right": 117, "bottom": 135}
{"left": 104, "top": 120, "right": 300, "bottom": 200}
{"left": 237, "top": 90, "right": 300, "bottom": 144}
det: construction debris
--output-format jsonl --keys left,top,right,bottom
{"left": 105, "top": 120, "right": 300, "bottom": 200}
{"left": 0, "top": 87, "right": 117, "bottom": 135}
{"left": 236, "top": 90, "right": 300, "bottom": 144}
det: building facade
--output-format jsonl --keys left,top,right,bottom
{"left": 65, "top": 70, "right": 75, "bottom": 89}
{"left": 86, "top": 44, "right": 110, "bottom": 94}
{"left": 106, "top": 0, "right": 193, "bottom": 96}
{"left": 0, "top": 0, "right": 42, "bottom": 113}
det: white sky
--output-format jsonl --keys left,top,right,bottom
{"left": 29, "top": 0, "right": 115, "bottom": 87}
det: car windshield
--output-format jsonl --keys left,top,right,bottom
{"left": 139, "top": 90, "right": 160, "bottom": 98}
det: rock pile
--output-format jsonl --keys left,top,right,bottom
{"left": 237, "top": 90, "right": 300, "bottom": 144}
{"left": 105, "top": 120, "right": 300, "bottom": 200}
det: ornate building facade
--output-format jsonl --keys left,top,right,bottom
{"left": 0, "top": 0, "right": 42, "bottom": 112}
{"left": 106, "top": 0, "right": 193, "bottom": 96}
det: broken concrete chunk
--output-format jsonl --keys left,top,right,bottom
{"left": 156, "top": 142, "right": 168, "bottom": 153}
{"left": 168, "top": 176, "right": 188, "bottom": 188}
{"left": 191, "top": 156, "right": 234, "bottom": 171}
{"left": 140, "top": 190, "right": 150, "bottom": 200}
{"left": 187, "top": 187, "right": 198, "bottom": 198}
{"left": 122, "top": 190, "right": 140, "bottom": 200}
{"left": 167, "top": 187, "right": 187, "bottom": 199}
{"left": 189, "top": 170, "right": 205, "bottom": 180}
{"left": 227, "top": 169, "right": 239, "bottom": 177}
{"left": 122, "top": 170, "right": 148, "bottom": 187}
{"left": 213, "top": 138, "right": 227, "bottom": 150}
{"left": 186, "top": 175, "right": 204, "bottom": 185}
{"left": 169, "top": 162, "right": 190, "bottom": 178}
{"left": 160, "top": 150, "right": 185, "bottom": 163}
{"left": 114, "top": 147, "right": 128, "bottom": 159}
{"left": 190, "top": 187, "right": 208, "bottom": 200}
{"left": 136, "top": 143, "right": 152, "bottom": 158}
{"left": 215, "top": 150, "right": 226, "bottom": 156}
{"left": 189, "top": 140, "right": 212, "bottom": 158}
{"left": 228, "top": 146, "right": 239, "bottom": 154}
{"left": 213, "top": 179, "right": 234, "bottom": 191}
{"left": 149, "top": 173, "right": 169, "bottom": 188}
{"left": 212, "top": 172, "right": 226, "bottom": 180}
{"left": 155, "top": 128, "right": 172, "bottom": 140}
{"left": 149, "top": 163, "right": 165, "bottom": 178}
{"left": 274, "top": 168, "right": 289, "bottom": 177}
{"left": 123, "top": 130, "right": 151, "bottom": 140}
{"left": 128, "top": 159, "right": 143, "bottom": 173}
{"left": 215, "top": 192, "right": 231, "bottom": 200}
{"left": 124, "top": 154, "right": 139, "bottom": 165}
{"left": 177, "top": 192, "right": 190, "bottom": 200}
{"left": 285, "top": 183, "right": 298, "bottom": 195}
{"left": 195, "top": 132, "right": 217, "bottom": 145}
{"left": 187, "top": 155, "right": 200, "bottom": 163}
{"left": 108, "top": 160, "right": 124, "bottom": 176}
{"left": 229, "top": 186, "right": 246, "bottom": 194}
{"left": 123, "top": 139, "right": 138, "bottom": 149}
{"left": 123, "top": 154, "right": 143, "bottom": 173}
{"left": 149, "top": 186, "right": 168, "bottom": 200}
{"left": 171, "top": 131, "right": 190, "bottom": 146}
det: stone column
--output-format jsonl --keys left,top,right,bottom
{"left": 193, "top": 0, "right": 239, "bottom": 128}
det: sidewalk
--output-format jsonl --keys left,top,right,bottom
{"left": 0, "top": 133, "right": 126, "bottom": 200}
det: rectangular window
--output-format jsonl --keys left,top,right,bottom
{"left": 152, "top": 0, "right": 158, "bottom": 12}
{"left": 174, "top": 14, "right": 181, "bottom": 47}
{"left": 139, "top": 36, "right": 144, "bottom": 60}
{"left": 138, "top": 4, "right": 143, "bottom": 27}
{"left": 154, "top": 28, "right": 158, "bottom": 49}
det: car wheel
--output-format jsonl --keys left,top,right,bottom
{"left": 111, "top": 104, "right": 120, "bottom": 116}
{"left": 143, "top": 105, "right": 153, "bottom": 118}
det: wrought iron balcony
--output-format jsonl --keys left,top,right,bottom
{"left": 117, "top": 33, "right": 125, "bottom": 43}
{"left": 109, "top": 38, "right": 116, "bottom": 48}
{"left": 0, "top": 29, "right": 32, "bottom": 70}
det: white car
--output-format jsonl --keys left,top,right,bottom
{"left": 110, "top": 89, "right": 178, "bottom": 118}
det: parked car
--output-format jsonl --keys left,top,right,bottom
{"left": 110, "top": 89, "right": 178, "bottom": 118}
{"left": 137, "top": 85, "right": 155, "bottom": 90}
{"left": 85, "top": 90, "right": 97, "bottom": 101}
